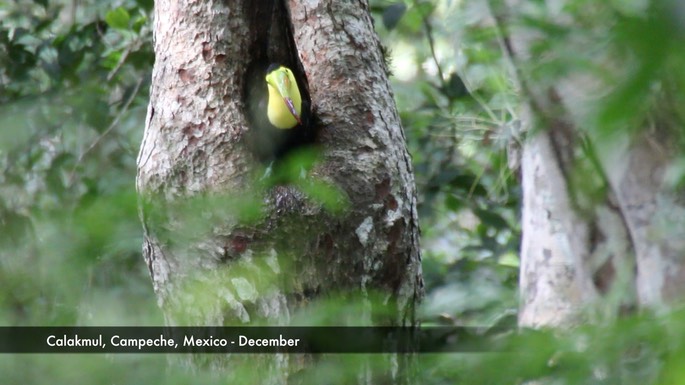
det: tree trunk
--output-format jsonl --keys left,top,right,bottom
{"left": 497, "top": 0, "right": 685, "bottom": 325}
{"left": 136, "top": 0, "right": 422, "bottom": 382}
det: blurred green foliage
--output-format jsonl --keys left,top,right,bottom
{"left": 0, "top": 0, "right": 155, "bottom": 326}
{"left": 1, "top": 0, "right": 685, "bottom": 384}
{"left": 373, "top": 0, "right": 521, "bottom": 327}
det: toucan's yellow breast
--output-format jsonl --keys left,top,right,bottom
{"left": 267, "top": 83, "right": 302, "bottom": 129}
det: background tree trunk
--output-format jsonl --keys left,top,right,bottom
{"left": 136, "top": 0, "right": 422, "bottom": 382}
{"left": 496, "top": 0, "right": 685, "bottom": 327}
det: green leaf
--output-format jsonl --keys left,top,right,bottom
{"left": 402, "top": 1, "right": 434, "bottom": 33}
{"left": 299, "top": 180, "right": 348, "bottom": 215}
{"left": 102, "top": 50, "right": 122, "bottom": 70}
{"left": 382, "top": 3, "right": 407, "bottom": 30}
{"left": 105, "top": 7, "right": 131, "bottom": 30}
{"left": 498, "top": 253, "right": 519, "bottom": 268}
{"left": 126, "top": 49, "right": 154, "bottom": 70}
{"left": 134, "top": 0, "right": 154, "bottom": 12}
{"left": 132, "top": 15, "right": 148, "bottom": 33}
{"left": 6, "top": 43, "right": 36, "bottom": 80}
{"left": 443, "top": 72, "right": 469, "bottom": 100}
{"left": 46, "top": 152, "right": 76, "bottom": 197}
{"left": 474, "top": 208, "right": 509, "bottom": 230}
{"left": 83, "top": 99, "right": 110, "bottom": 132}
{"left": 58, "top": 42, "right": 86, "bottom": 77}
{"left": 445, "top": 194, "right": 463, "bottom": 211}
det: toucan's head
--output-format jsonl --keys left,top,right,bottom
{"left": 265, "top": 64, "right": 303, "bottom": 129}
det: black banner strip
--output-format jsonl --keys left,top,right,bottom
{"left": 0, "top": 326, "right": 513, "bottom": 354}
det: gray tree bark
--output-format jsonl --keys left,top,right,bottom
{"left": 497, "top": 0, "right": 685, "bottom": 327}
{"left": 136, "top": 0, "right": 422, "bottom": 383}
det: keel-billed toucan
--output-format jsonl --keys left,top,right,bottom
{"left": 245, "top": 63, "right": 314, "bottom": 163}
{"left": 265, "top": 64, "right": 303, "bottom": 129}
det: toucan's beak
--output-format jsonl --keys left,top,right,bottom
{"left": 273, "top": 73, "right": 303, "bottom": 125}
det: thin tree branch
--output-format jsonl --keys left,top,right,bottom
{"left": 68, "top": 77, "right": 144, "bottom": 185}
{"left": 413, "top": 0, "right": 446, "bottom": 87}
